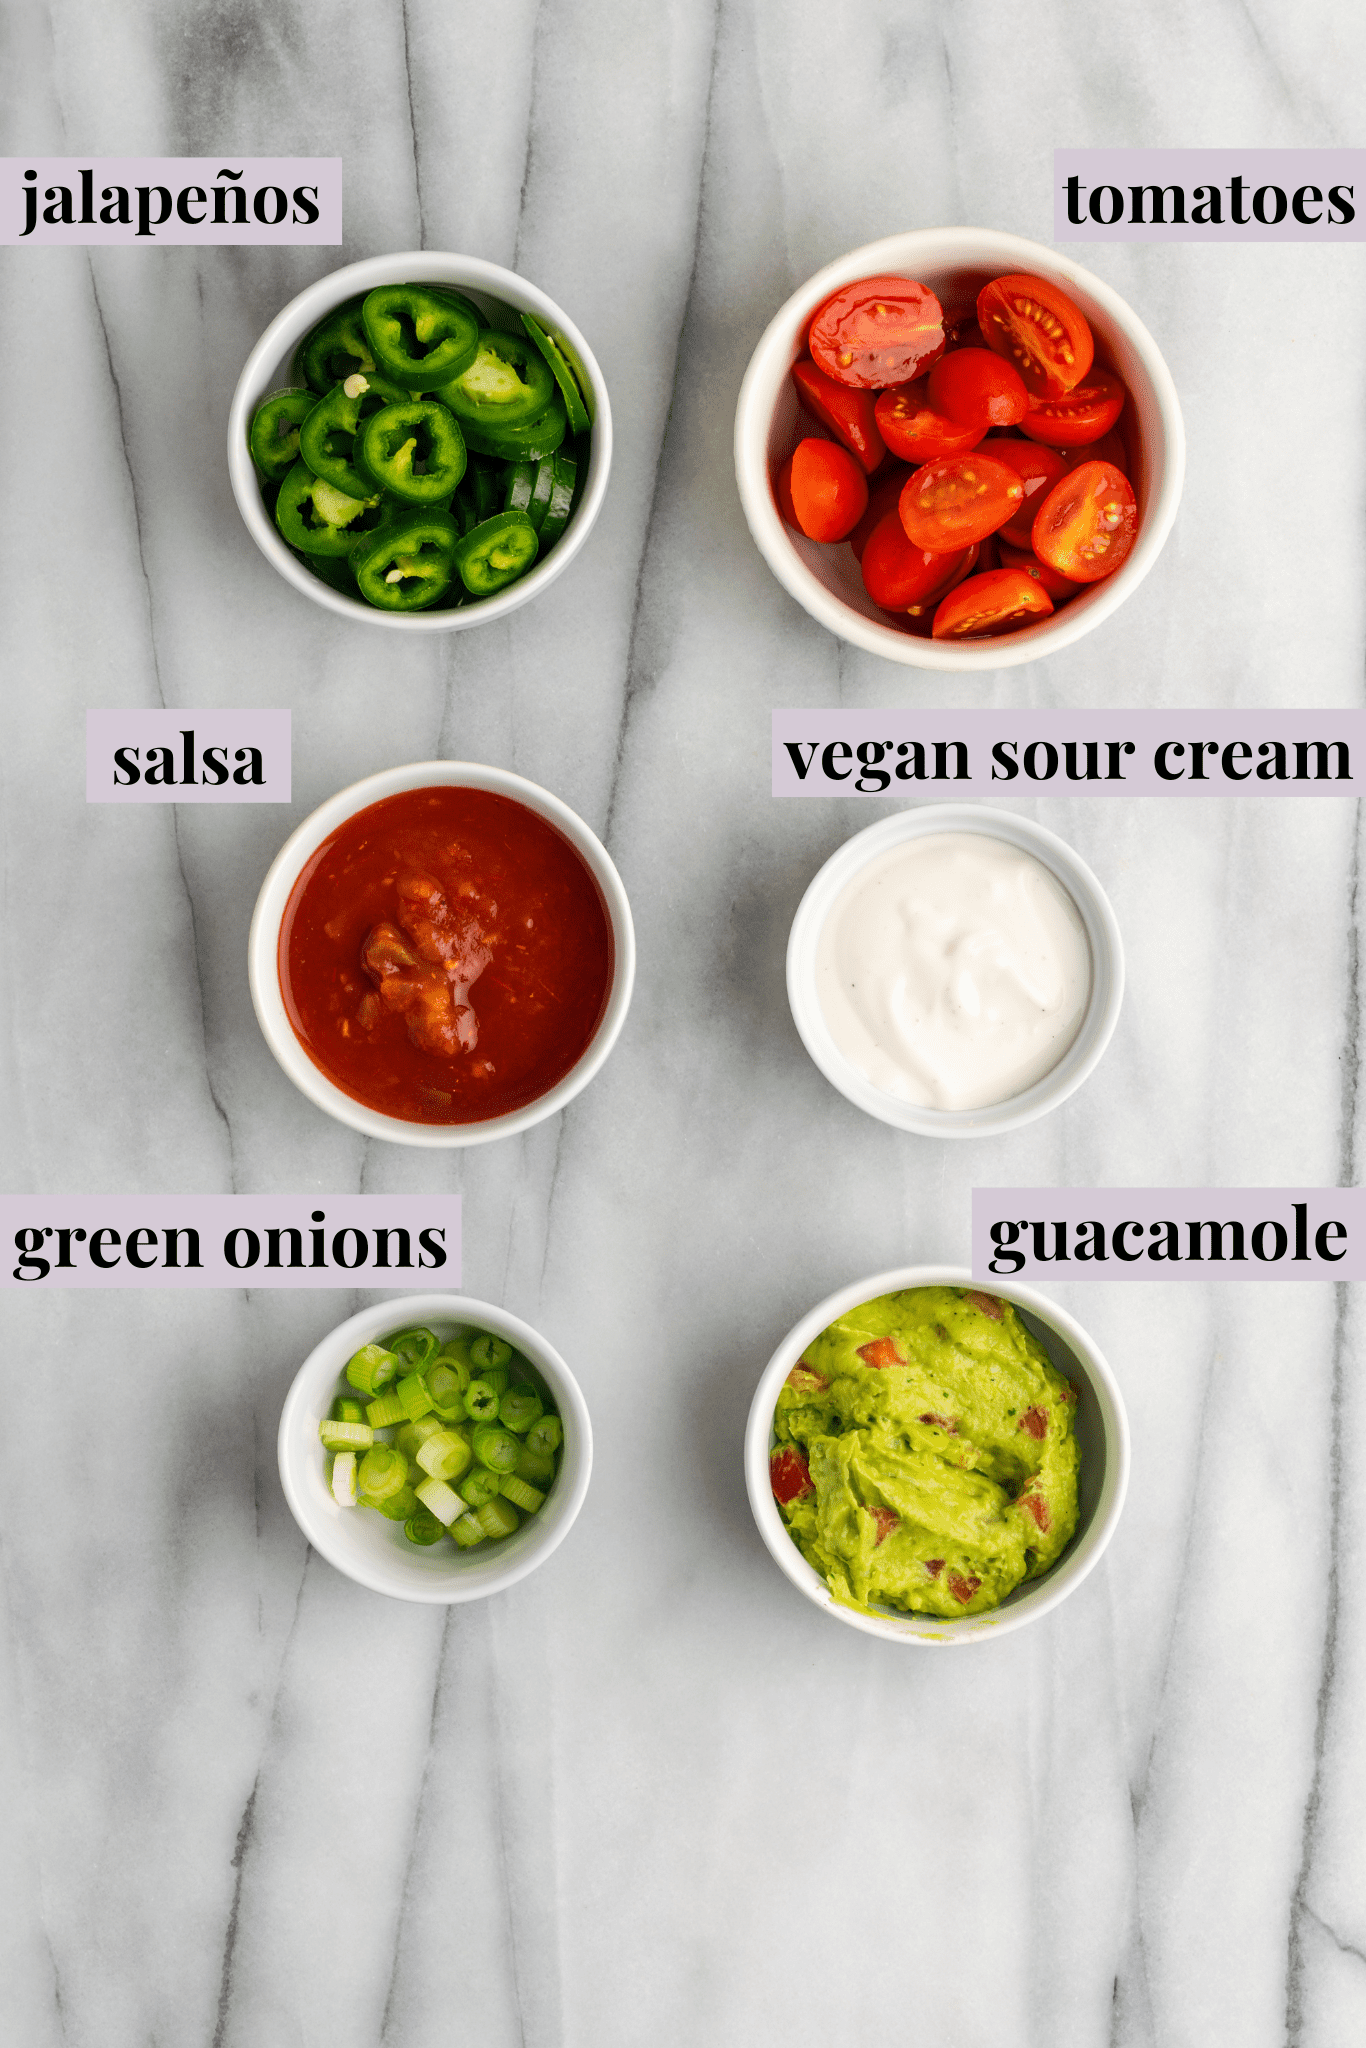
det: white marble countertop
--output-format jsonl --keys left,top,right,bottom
{"left": 3, "top": 5, "right": 1365, "bottom": 2043}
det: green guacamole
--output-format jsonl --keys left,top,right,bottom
{"left": 772, "top": 1286, "right": 1080, "bottom": 1620}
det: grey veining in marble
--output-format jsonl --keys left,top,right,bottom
{"left": 3, "top": 3, "right": 1366, "bottom": 2043}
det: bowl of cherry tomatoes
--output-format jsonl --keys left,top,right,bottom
{"left": 734, "top": 228, "right": 1184, "bottom": 670}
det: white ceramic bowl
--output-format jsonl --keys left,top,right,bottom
{"left": 745, "top": 1265, "right": 1129, "bottom": 1644}
{"left": 248, "top": 760, "right": 635, "bottom": 1147}
{"left": 228, "top": 252, "right": 611, "bottom": 629}
{"left": 279, "top": 1293, "right": 591, "bottom": 1602}
{"left": 787, "top": 802, "right": 1123, "bottom": 1138}
{"left": 734, "top": 227, "right": 1185, "bottom": 669}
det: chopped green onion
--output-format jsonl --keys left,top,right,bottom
{"left": 451, "top": 1511, "right": 487, "bottom": 1549}
{"left": 396, "top": 1414, "right": 445, "bottom": 1462}
{"left": 365, "top": 1390, "right": 407, "bottom": 1429}
{"left": 499, "top": 1386, "right": 544, "bottom": 1434}
{"left": 396, "top": 1371, "right": 435, "bottom": 1421}
{"left": 331, "top": 1450, "right": 358, "bottom": 1506}
{"left": 345, "top": 1343, "right": 399, "bottom": 1396}
{"left": 416, "top": 1428, "right": 473, "bottom": 1485}
{"left": 432, "top": 1335, "right": 475, "bottom": 1375}
{"left": 501, "top": 1474, "right": 544, "bottom": 1512}
{"left": 472, "top": 1424, "right": 521, "bottom": 1474}
{"left": 470, "top": 1333, "right": 513, "bottom": 1374}
{"left": 383, "top": 1324, "right": 441, "bottom": 1374}
{"left": 475, "top": 1497, "right": 520, "bottom": 1540}
{"left": 515, "top": 1444, "right": 555, "bottom": 1485}
{"left": 524, "top": 1415, "right": 563, "bottom": 1459}
{"left": 427, "top": 1363, "right": 468, "bottom": 1416}
{"left": 317, "top": 1328, "right": 563, "bottom": 1557}
{"left": 319, "top": 1417, "right": 374, "bottom": 1453}
{"left": 464, "top": 1378, "right": 500, "bottom": 1422}
{"left": 460, "top": 1467, "right": 503, "bottom": 1508}
{"left": 357, "top": 1444, "right": 409, "bottom": 1503}
{"left": 377, "top": 1484, "right": 420, "bottom": 1522}
{"left": 414, "top": 1475, "right": 467, "bottom": 1525}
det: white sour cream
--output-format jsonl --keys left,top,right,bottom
{"left": 815, "top": 832, "right": 1091, "bottom": 1110}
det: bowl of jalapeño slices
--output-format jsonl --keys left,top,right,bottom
{"left": 229, "top": 253, "right": 612, "bottom": 627}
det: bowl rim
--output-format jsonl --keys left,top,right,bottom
{"left": 734, "top": 225, "right": 1186, "bottom": 670}
{"left": 786, "top": 801, "right": 1125, "bottom": 1137}
{"left": 743, "top": 1263, "right": 1130, "bottom": 1644}
{"left": 247, "top": 759, "right": 636, "bottom": 1147}
{"left": 278, "top": 1290, "right": 593, "bottom": 1602}
{"left": 227, "top": 250, "right": 613, "bottom": 631}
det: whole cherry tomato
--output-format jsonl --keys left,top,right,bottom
{"left": 997, "top": 538, "right": 1084, "bottom": 601}
{"left": 1031, "top": 460, "right": 1137, "bottom": 582}
{"left": 789, "top": 436, "right": 868, "bottom": 542}
{"left": 860, "top": 512, "right": 970, "bottom": 611}
{"left": 977, "top": 274, "right": 1094, "bottom": 398}
{"left": 874, "top": 379, "right": 983, "bottom": 462}
{"left": 1020, "top": 372, "right": 1127, "bottom": 449}
{"left": 808, "top": 275, "right": 944, "bottom": 389}
{"left": 983, "top": 440, "right": 1070, "bottom": 548}
{"left": 898, "top": 451, "right": 1024, "bottom": 551}
{"left": 931, "top": 567, "right": 1054, "bottom": 640}
{"left": 848, "top": 465, "right": 915, "bottom": 561}
{"left": 791, "top": 358, "right": 886, "bottom": 474}
{"left": 927, "top": 348, "right": 1029, "bottom": 431}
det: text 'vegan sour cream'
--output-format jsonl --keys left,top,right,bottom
{"left": 814, "top": 832, "right": 1091, "bottom": 1111}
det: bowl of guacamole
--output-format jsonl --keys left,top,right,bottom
{"left": 745, "top": 1268, "right": 1129, "bottom": 1644}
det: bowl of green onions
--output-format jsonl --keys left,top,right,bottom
{"left": 278, "top": 1293, "right": 592, "bottom": 1601}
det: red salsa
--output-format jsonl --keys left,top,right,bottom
{"left": 280, "top": 786, "right": 613, "bottom": 1124}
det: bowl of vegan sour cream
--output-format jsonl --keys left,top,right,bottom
{"left": 787, "top": 805, "right": 1123, "bottom": 1137}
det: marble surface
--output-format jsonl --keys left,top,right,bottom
{"left": 2, "top": 4, "right": 1365, "bottom": 2043}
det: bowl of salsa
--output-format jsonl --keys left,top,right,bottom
{"left": 249, "top": 762, "right": 634, "bottom": 1145}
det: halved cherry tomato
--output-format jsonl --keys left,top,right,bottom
{"left": 774, "top": 455, "right": 799, "bottom": 528}
{"left": 896, "top": 544, "right": 979, "bottom": 633}
{"left": 861, "top": 512, "right": 969, "bottom": 611}
{"left": 932, "top": 567, "right": 1053, "bottom": 640}
{"left": 848, "top": 464, "right": 914, "bottom": 561}
{"left": 1021, "top": 371, "right": 1126, "bottom": 449}
{"left": 898, "top": 451, "right": 1024, "bottom": 551}
{"left": 808, "top": 275, "right": 944, "bottom": 389}
{"left": 1066, "top": 425, "right": 1127, "bottom": 474}
{"left": 788, "top": 436, "right": 868, "bottom": 542}
{"left": 791, "top": 358, "right": 886, "bottom": 474}
{"left": 874, "top": 379, "right": 983, "bottom": 463}
{"left": 984, "top": 440, "right": 1069, "bottom": 548}
{"left": 1031, "top": 461, "right": 1137, "bottom": 583}
{"left": 927, "top": 348, "right": 1028, "bottom": 431}
{"left": 997, "top": 538, "right": 1083, "bottom": 601}
{"left": 977, "top": 273, "right": 1094, "bottom": 398}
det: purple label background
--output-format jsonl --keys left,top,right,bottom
{"left": 1, "top": 159, "right": 341, "bottom": 244}
{"left": 1054, "top": 148, "right": 1365, "bottom": 242}
{"left": 87, "top": 710, "right": 291, "bottom": 802}
{"left": 972, "top": 1189, "right": 1360, "bottom": 1283}
{"left": 0, "top": 1196, "right": 460, "bottom": 1289}
{"left": 772, "top": 709, "right": 1362, "bottom": 798}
